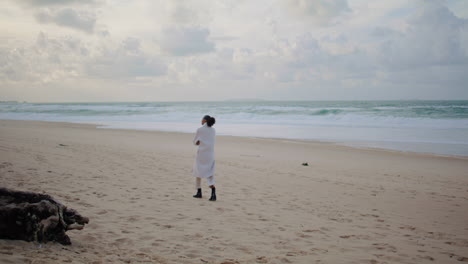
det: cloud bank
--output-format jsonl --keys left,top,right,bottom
{"left": 1, "top": 0, "right": 467, "bottom": 102}
{"left": 35, "top": 8, "right": 96, "bottom": 33}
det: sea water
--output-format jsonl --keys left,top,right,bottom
{"left": 1, "top": 100, "right": 467, "bottom": 157}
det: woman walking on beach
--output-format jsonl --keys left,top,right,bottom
{"left": 192, "top": 115, "right": 216, "bottom": 201}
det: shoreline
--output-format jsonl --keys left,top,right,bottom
{"left": 1, "top": 118, "right": 468, "bottom": 263}
{"left": 1, "top": 100, "right": 467, "bottom": 159}
{"left": 4, "top": 118, "right": 467, "bottom": 160}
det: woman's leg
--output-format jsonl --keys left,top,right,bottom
{"left": 207, "top": 176, "right": 216, "bottom": 201}
{"left": 196, "top": 177, "right": 201, "bottom": 189}
{"left": 193, "top": 178, "right": 202, "bottom": 198}
{"left": 207, "top": 176, "right": 215, "bottom": 188}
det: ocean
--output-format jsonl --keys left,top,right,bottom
{"left": 1, "top": 100, "right": 467, "bottom": 157}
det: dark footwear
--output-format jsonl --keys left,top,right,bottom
{"left": 193, "top": 188, "right": 202, "bottom": 198}
{"left": 209, "top": 188, "right": 216, "bottom": 201}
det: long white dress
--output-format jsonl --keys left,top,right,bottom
{"left": 192, "top": 123, "right": 216, "bottom": 179}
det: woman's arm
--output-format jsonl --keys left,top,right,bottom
{"left": 193, "top": 128, "right": 201, "bottom": 145}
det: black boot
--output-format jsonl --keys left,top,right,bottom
{"left": 193, "top": 188, "right": 202, "bottom": 198}
{"left": 209, "top": 188, "right": 216, "bottom": 201}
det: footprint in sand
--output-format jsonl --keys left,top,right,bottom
{"left": 139, "top": 235, "right": 154, "bottom": 241}
{"left": 398, "top": 225, "right": 416, "bottom": 231}
{"left": 310, "top": 248, "right": 328, "bottom": 254}
{"left": 81, "top": 234, "right": 98, "bottom": 242}
{"left": 303, "top": 229, "right": 325, "bottom": 234}
{"left": 417, "top": 255, "right": 435, "bottom": 261}
{"left": 183, "top": 253, "right": 200, "bottom": 259}
{"left": 126, "top": 216, "right": 139, "bottom": 222}
{"left": 111, "top": 237, "right": 133, "bottom": 247}
{"left": 286, "top": 250, "right": 308, "bottom": 256}
{"left": 275, "top": 256, "right": 292, "bottom": 263}
{"left": 235, "top": 246, "right": 252, "bottom": 254}
{"left": 219, "top": 259, "right": 240, "bottom": 264}
{"left": 0, "top": 250, "right": 13, "bottom": 255}
{"left": 296, "top": 232, "right": 312, "bottom": 238}
{"left": 372, "top": 243, "right": 397, "bottom": 253}
{"left": 0, "top": 162, "right": 13, "bottom": 169}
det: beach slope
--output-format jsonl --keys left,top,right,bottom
{"left": 0, "top": 120, "right": 467, "bottom": 263}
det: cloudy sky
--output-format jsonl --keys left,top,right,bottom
{"left": 1, "top": 0, "right": 468, "bottom": 102}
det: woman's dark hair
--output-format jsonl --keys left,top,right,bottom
{"left": 203, "top": 115, "right": 216, "bottom": 127}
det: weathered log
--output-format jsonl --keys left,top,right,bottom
{"left": 0, "top": 187, "right": 89, "bottom": 245}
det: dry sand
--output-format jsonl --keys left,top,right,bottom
{"left": 0, "top": 119, "right": 467, "bottom": 264}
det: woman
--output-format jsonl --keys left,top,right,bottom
{"left": 192, "top": 115, "right": 217, "bottom": 201}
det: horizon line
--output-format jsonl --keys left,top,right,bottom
{"left": 2, "top": 99, "right": 468, "bottom": 104}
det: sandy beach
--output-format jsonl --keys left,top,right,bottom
{"left": 1, "top": 119, "right": 467, "bottom": 264}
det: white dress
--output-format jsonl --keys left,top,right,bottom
{"left": 192, "top": 124, "right": 216, "bottom": 179}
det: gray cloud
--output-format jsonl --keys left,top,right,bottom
{"left": 20, "top": 0, "right": 99, "bottom": 6}
{"left": 370, "top": 27, "right": 401, "bottom": 38}
{"left": 261, "top": 2, "right": 468, "bottom": 90}
{"left": 0, "top": 32, "right": 86, "bottom": 82}
{"left": 87, "top": 38, "right": 167, "bottom": 79}
{"left": 152, "top": 1, "right": 215, "bottom": 56}
{"left": 159, "top": 26, "right": 215, "bottom": 56}
{"left": 122, "top": 37, "right": 140, "bottom": 52}
{"left": 287, "top": 33, "right": 329, "bottom": 68}
{"left": 164, "top": 0, "right": 212, "bottom": 26}
{"left": 0, "top": 33, "right": 166, "bottom": 84}
{"left": 286, "top": 0, "right": 350, "bottom": 25}
{"left": 35, "top": 8, "right": 96, "bottom": 33}
{"left": 374, "top": 3, "right": 468, "bottom": 71}
{"left": 0, "top": 47, "right": 29, "bottom": 82}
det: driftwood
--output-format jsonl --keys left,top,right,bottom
{"left": 0, "top": 187, "right": 89, "bottom": 245}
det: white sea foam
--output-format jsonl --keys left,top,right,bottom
{"left": 1, "top": 101, "right": 467, "bottom": 156}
